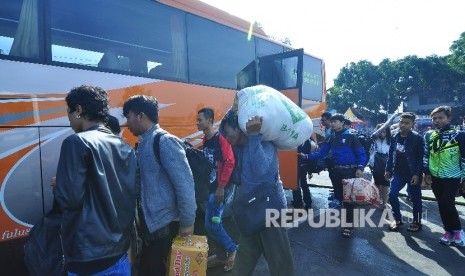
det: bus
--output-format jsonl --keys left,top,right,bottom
{"left": 0, "top": 0, "right": 326, "bottom": 272}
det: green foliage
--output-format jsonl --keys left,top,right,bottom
{"left": 329, "top": 32, "right": 465, "bottom": 121}
{"left": 448, "top": 32, "right": 465, "bottom": 75}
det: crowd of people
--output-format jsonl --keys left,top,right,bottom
{"left": 296, "top": 107, "right": 465, "bottom": 243}
{"left": 30, "top": 85, "right": 296, "bottom": 276}
{"left": 26, "top": 84, "right": 465, "bottom": 275}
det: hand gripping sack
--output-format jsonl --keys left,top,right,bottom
{"left": 234, "top": 85, "right": 313, "bottom": 150}
{"left": 342, "top": 178, "right": 381, "bottom": 207}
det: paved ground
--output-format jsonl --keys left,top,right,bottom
{"left": 207, "top": 171, "right": 465, "bottom": 276}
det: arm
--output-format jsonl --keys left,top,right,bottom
{"left": 459, "top": 132, "right": 465, "bottom": 178}
{"left": 371, "top": 111, "right": 399, "bottom": 139}
{"left": 352, "top": 135, "right": 367, "bottom": 171}
{"left": 411, "top": 134, "right": 424, "bottom": 185}
{"left": 159, "top": 136, "right": 196, "bottom": 231}
{"left": 54, "top": 135, "right": 88, "bottom": 211}
{"left": 348, "top": 135, "right": 366, "bottom": 178}
{"left": 302, "top": 142, "right": 330, "bottom": 160}
{"left": 423, "top": 131, "right": 432, "bottom": 184}
{"left": 214, "top": 134, "right": 235, "bottom": 203}
{"left": 245, "top": 116, "right": 276, "bottom": 178}
{"left": 217, "top": 133, "right": 235, "bottom": 187}
{"left": 385, "top": 135, "right": 396, "bottom": 180}
{"left": 415, "top": 134, "right": 425, "bottom": 176}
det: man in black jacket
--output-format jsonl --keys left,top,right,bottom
{"left": 292, "top": 137, "right": 318, "bottom": 209}
{"left": 54, "top": 85, "right": 137, "bottom": 275}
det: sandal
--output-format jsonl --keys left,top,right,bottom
{"left": 207, "top": 255, "right": 226, "bottom": 268}
{"left": 223, "top": 251, "right": 236, "bottom": 272}
{"left": 342, "top": 228, "right": 354, "bottom": 238}
{"left": 388, "top": 220, "right": 404, "bottom": 231}
{"left": 407, "top": 222, "right": 422, "bottom": 232}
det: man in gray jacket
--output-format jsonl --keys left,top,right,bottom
{"left": 123, "top": 95, "right": 196, "bottom": 276}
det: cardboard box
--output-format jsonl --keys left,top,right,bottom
{"left": 168, "top": 235, "right": 208, "bottom": 276}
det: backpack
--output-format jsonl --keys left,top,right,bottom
{"left": 24, "top": 208, "right": 65, "bottom": 276}
{"left": 357, "top": 132, "right": 372, "bottom": 162}
{"left": 153, "top": 131, "right": 211, "bottom": 203}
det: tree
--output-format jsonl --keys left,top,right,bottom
{"left": 329, "top": 60, "right": 384, "bottom": 113}
{"left": 448, "top": 31, "right": 465, "bottom": 75}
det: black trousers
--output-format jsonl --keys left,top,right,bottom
{"left": 431, "top": 176, "right": 462, "bottom": 232}
{"left": 138, "top": 221, "right": 179, "bottom": 276}
{"left": 332, "top": 167, "right": 357, "bottom": 224}
{"left": 292, "top": 164, "right": 312, "bottom": 207}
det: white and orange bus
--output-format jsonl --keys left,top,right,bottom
{"left": 0, "top": 0, "right": 325, "bottom": 271}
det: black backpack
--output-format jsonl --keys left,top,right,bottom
{"left": 354, "top": 132, "right": 372, "bottom": 166}
{"left": 153, "top": 131, "right": 211, "bottom": 203}
{"left": 24, "top": 208, "right": 65, "bottom": 276}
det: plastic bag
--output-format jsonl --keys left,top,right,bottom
{"left": 234, "top": 85, "right": 313, "bottom": 150}
{"left": 342, "top": 178, "right": 380, "bottom": 207}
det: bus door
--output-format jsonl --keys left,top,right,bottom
{"left": 237, "top": 49, "right": 304, "bottom": 190}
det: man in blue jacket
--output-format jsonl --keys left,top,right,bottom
{"left": 300, "top": 113, "right": 366, "bottom": 238}
{"left": 385, "top": 112, "right": 424, "bottom": 233}
{"left": 221, "top": 110, "right": 295, "bottom": 275}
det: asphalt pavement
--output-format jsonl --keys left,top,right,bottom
{"left": 207, "top": 171, "right": 465, "bottom": 276}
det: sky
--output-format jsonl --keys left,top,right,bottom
{"left": 200, "top": 0, "right": 465, "bottom": 87}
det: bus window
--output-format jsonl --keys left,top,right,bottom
{"left": 186, "top": 14, "right": 255, "bottom": 89}
{"left": 50, "top": 0, "right": 187, "bottom": 80}
{"left": 259, "top": 56, "right": 299, "bottom": 90}
{"left": 0, "top": 0, "right": 41, "bottom": 59}
{"left": 302, "top": 55, "right": 324, "bottom": 101}
{"left": 256, "top": 37, "right": 284, "bottom": 57}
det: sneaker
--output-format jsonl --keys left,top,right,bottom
{"left": 453, "top": 230, "right": 465, "bottom": 247}
{"left": 328, "top": 199, "right": 342, "bottom": 209}
{"left": 439, "top": 232, "right": 453, "bottom": 246}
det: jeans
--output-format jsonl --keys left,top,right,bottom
{"left": 205, "top": 193, "right": 237, "bottom": 260}
{"left": 67, "top": 254, "right": 130, "bottom": 276}
{"left": 389, "top": 174, "right": 422, "bottom": 222}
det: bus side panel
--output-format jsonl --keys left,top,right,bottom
{"left": 0, "top": 61, "right": 237, "bottom": 238}
{"left": 0, "top": 138, "right": 41, "bottom": 239}
{"left": 278, "top": 90, "right": 327, "bottom": 190}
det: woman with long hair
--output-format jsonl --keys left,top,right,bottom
{"left": 369, "top": 123, "right": 391, "bottom": 207}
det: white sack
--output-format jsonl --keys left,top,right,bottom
{"left": 235, "top": 85, "right": 313, "bottom": 150}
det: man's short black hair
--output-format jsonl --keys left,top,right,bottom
{"left": 220, "top": 108, "right": 239, "bottom": 133}
{"left": 321, "top": 111, "right": 332, "bottom": 120}
{"left": 123, "top": 95, "right": 159, "bottom": 124}
{"left": 198, "top": 107, "right": 214, "bottom": 122}
{"left": 343, "top": 118, "right": 352, "bottom": 126}
{"left": 400, "top": 112, "right": 416, "bottom": 123}
{"left": 430, "top": 106, "right": 451, "bottom": 118}
{"left": 330, "top": 113, "right": 345, "bottom": 122}
{"left": 106, "top": 115, "right": 121, "bottom": 135}
{"left": 66, "top": 85, "right": 109, "bottom": 123}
